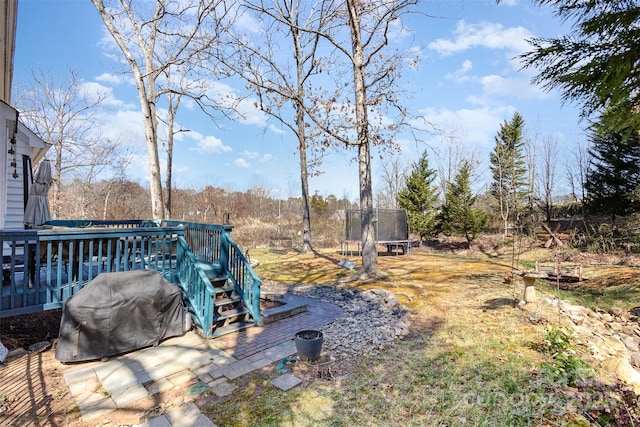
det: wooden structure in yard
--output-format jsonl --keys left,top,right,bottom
{"left": 537, "top": 223, "right": 571, "bottom": 248}
{"left": 534, "top": 260, "right": 586, "bottom": 283}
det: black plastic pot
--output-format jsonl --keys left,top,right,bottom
{"left": 294, "top": 330, "right": 323, "bottom": 361}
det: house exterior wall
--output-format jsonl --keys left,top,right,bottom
{"left": 3, "top": 125, "right": 31, "bottom": 229}
{"left": 1, "top": 101, "right": 50, "bottom": 229}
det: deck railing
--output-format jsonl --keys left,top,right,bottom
{"left": 1, "top": 220, "right": 261, "bottom": 338}
{"left": 1, "top": 226, "right": 183, "bottom": 316}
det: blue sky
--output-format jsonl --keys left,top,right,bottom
{"left": 13, "top": 0, "right": 584, "bottom": 202}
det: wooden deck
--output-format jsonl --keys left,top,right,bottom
{"left": 1, "top": 220, "right": 262, "bottom": 338}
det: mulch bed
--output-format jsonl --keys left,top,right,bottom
{"left": 0, "top": 309, "right": 62, "bottom": 350}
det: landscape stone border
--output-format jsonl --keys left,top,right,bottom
{"left": 541, "top": 297, "right": 640, "bottom": 394}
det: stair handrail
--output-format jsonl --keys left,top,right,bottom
{"left": 221, "top": 232, "right": 262, "bottom": 326}
{"left": 173, "top": 235, "right": 218, "bottom": 337}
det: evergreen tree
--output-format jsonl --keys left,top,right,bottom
{"left": 489, "top": 112, "right": 529, "bottom": 235}
{"left": 440, "top": 161, "right": 487, "bottom": 247}
{"left": 521, "top": 0, "right": 640, "bottom": 134}
{"left": 396, "top": 150, "right": 440, "bottom": 241}
{"left": 584, "top": 123, "right": 640, "bottom": 222}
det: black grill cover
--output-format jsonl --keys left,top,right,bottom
{"left": 56, "top": 270, "right": 184, "bottom": 362}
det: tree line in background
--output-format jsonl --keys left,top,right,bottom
{"left": 380, "top": 110, "right": 640, "bottom": 251}
{"left": 13, "top": 0, "right": 640, "bottom": 271}
{"left": 397, "top": 113, "right": 640, "bottom": 251}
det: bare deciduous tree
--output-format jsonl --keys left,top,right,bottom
{"left": 566, "top": 138, "right": 590, "bottom": 205}
{"left": 376, "top": 156, "right": 408, "bottom": 208}
{"left": 537, "top": 135, "right": 559, "bottom": 222}
{"left": 434, "top": 122, "right": 478, "bottom": 205}
{"left": 92, "top": 0, "right": 233, "bottom": 219}
{"left": 221, "top": 0, "right": 334, "bottom": 253}
{"left": 309, "top": 0, "right": 419, "bottom": 278}
{"left": 524, "top": 130, "right": 537, "bottom": 221}
{"left": 14, "top": 69, "right": 123, "bottom": 218}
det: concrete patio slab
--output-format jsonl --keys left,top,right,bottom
{"left": 52, "top": 293, "right": 343, "bottom": 426}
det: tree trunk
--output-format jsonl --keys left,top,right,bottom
{"left": 102, "top": 187, "right": 111, "bottom": 220}
{"left": 165, "top": 93, "right": 176, "bottom": 220}
{"left": 53, "top": 142, "right": 62, "bottom": 219}
{"left": 139, "top": 88, "right": 165, "bottom": 220}
{"left": 293, "top": 23, "right": 312, "bottom": 254}
{"left": 165, "top": 135, "right": 173, "bottom": 220}
{"left": 347, "top": 0, "right": 377, "bottom": 277}
{"left": 92, "top": 0, "right": 165, "bottom": 220}
{"left": 297, "top": 117, "right": 312, "bottom": 253}
{"left": 359, "top": 142, "right": 377, "bottom": 276}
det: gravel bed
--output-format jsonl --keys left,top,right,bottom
{"left": 262, "top": 281, "right": 411, "bottom": 358}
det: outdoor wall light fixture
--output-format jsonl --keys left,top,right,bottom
{"left": 9, "top": 112, "right": 19, "bottom": 179}
{"left": 9, "top": 138, "right": 19, "bottom": 178}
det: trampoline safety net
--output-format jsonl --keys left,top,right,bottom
{"left": 344, "top": 208, "right": 409, "bottom": 241}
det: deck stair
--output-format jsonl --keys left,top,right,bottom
{"left": 195, "top": 260, "right": 254, "bottom": 337}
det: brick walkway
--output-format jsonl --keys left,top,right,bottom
{"left": 212, "top": 295, "right": 343, "bottom": 359}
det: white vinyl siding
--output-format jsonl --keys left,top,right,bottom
{"left": 1, "top": 101, "right": 50, "bottom": 230}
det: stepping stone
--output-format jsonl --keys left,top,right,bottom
{"left": 208, "top": 378, "right": 236, "bottom": 397}
{"left": 270, "top": 373, "right": 302, "bottom": 391}
{"left": 165, "top": 402, "right": 216, "bottom": 427}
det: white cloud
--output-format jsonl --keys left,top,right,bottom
{"left": 233, "top": 97, "right": 270, "bottom": 127}
{"left": 233, "top": 6, "right": 262, "bottom": 34}
{"left": 405, "top": 45, "right": 423, "bottom": 70}
{"left": 123, "top": 153, "right": 151, "bottom": 184}
{"left": 239, "top": 151, "right": 273, "bottom": 163}
{"left": 388, "top": 15, "right": 413, "bottom": 43}
{"left": 480, "top": 74, "right": 548, "bottom": 99}
{"left": 79, "top": 81, "right": 124, "bottom": 107}
{"left": 429, "top": 21, "right": 532, "bottom": 56}
{"left": 191, "top": 133, "right": 232, "bottom": 153}
{"left": 95, "top": 72, "right": 125, "bottom": 85}
{"left": 267, "top": 124, "right": 286, "bottom": 134}
{"left": 234, "top": 158, "right": 250, "bottom": 168}
{"left": 445, "top": 59, "right": 473, "bottom": 82}
{"left": 412, "top": 105, "right": 516, "bottom": 149}
{"left": 94, "top": 109, "right": 146, "bottom": 148}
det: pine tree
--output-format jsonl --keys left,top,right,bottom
{"left": 440, "top": 161, "right": 487, "bottom": 247}
{"left": 396, "top": 150, "right": 440, "bottom": 241}
{"left": 489, "top": 112, "right": 529, "bottom": 235}
{"left": 585, "top": 123, "right": 640, "bottom": 222}
{"left": 521, "top": 0, "right": 640, "bottom": 133}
